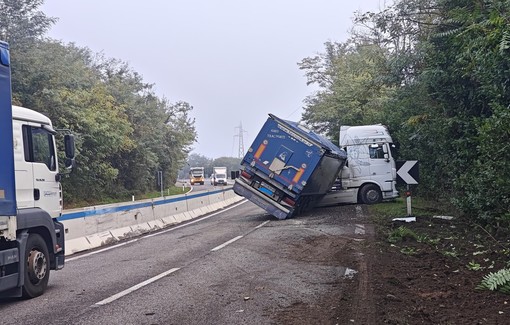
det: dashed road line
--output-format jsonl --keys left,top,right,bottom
{"left": 211, "top": 235, "right": 244, "bottom": 251}
{"left": 92, "top": 268, "right": 180, "bottom": 307}
{"left": 211, "top": 220, "right": 270, "bottom": 252}
{"left": 88, "top": 201, "right": 267, "bottom": 308}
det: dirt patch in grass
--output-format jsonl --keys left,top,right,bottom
{"left": 362, "top": 207, "right": 510, "bottom": 324}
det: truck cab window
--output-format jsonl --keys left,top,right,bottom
{"left": 369, "top": 144, "right": 385, "bottom": 159}
{"left": 23, "top": 125, "right": 56, "bottom": 171}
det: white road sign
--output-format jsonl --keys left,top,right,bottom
{"left": 396, "top": 160, "right": 419, "bottom": 185}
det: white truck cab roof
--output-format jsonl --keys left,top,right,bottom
{"left": 12, "top": 105, "right": 52, "bottom": 126}
{"left": 339, "top": 124, "right": 393, "bottom": 146}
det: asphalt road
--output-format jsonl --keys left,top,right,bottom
{"left": 0, "top": 200, "right": 370, "bottom": 325}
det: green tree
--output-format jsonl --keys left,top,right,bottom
{"left": 298, "top": 41, "right": 394, "bottom": 143}
{"left": 58, "top": 85, "right": 134, "bottom": 202}
{"left": 347, "top": 0, "right": 510, "bottom": 225}
{"left": 3, "top": 0, "right": 199, "bottom": 205}
{"left": 164, "top": 101, "right": 197, "bottom": 184}
{"left": 0, "top": 0, "right": 56, "bottom": 46}
{"left": 427, "top": 0, "right": 510, "bottom": 223}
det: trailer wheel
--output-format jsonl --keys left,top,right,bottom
{"left": 359, "top": 184, "right": 382, "bottom": 205}
{"left": 22, "top": 233, "right": 50, "bottom": 298}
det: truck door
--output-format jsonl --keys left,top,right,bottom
{"left": 368, "top": 143, "right": 393, "bottom": 191}
{"left": 346, "top": 145, "right": 370, "bottom": 179}
{"left": 14, "top": 120, "right": 34, "bottom": 209}
{"left": 23, "top": 124, "right": 60, "bottom": 218}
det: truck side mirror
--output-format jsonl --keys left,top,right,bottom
{"left": 64, "top": 134, "right": 75, "bottom": 159}
{"left": 64, "top": 134, "right": 76, "bottom": 171}
{"left": 383, "top": 144, "right": 390, "bottom": 162}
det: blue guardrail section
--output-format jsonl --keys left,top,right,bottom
{"left": 58, "top": 189, "right": 225, "bottom": 222}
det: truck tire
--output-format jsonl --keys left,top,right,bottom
{"left": 359, "top": 184, "right": 382, "bottom": 205}
{"left": 22, "top": 233, "right": 50, "bottom": 298}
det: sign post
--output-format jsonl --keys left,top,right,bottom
{"left": 396, "top": 160, "right": 419, "bottom": 219}
{"left": 157, "top": 171, "right": 163, "bottom": 197}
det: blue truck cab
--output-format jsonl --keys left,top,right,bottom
{"left": 233, "top": 114, "right": 347, "bottom": 219}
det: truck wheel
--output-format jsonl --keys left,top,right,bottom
{"left": 359, "top": 184, "right": 382, "bottom": 205}
{"left": 22, "top": 233, "right": 50, "bottom": 298}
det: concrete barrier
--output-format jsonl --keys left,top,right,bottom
{"left": 59, "top": 187, "right": 243, "bottom": 256}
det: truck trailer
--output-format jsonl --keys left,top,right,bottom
{"left": 0, "top": 41, "right": 75, "bottom": 298}
{"left": 233, "top": 114, "right": 347, "bottom": 219}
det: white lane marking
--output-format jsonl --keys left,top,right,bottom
{"left": 210, "top": 220, "right": 269, "bottom": 252}
{"left": 255, "top": 220, "right": 270, "bottom": 229}
{"left": 354, "top": 224, "right": 365, "bottom": 235}
{"left": 68, "top": 200, "right": 248, "bottom": 261}
{"left": 211, "top": 236, "right": 244, "bottom": 252}
{"left": 92, "top": 268, "right": 180, "bottom": 307}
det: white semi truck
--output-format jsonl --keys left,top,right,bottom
{"left": 318, "top": 124, "right": 399, "bottom": 206}
{"left": 0, "top": 41, "right": 75, "bottom": 298}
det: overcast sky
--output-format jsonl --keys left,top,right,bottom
{"left": 41, "top": 0, "right": 390, "bottom": 159}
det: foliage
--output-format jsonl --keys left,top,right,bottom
{"left": 301, "top": 0, "right": 510, "bottom": 227}
{"left": 0, "top": 0, "right": 56, "bottom": 46}
{"left": 3, "top": 0, "right": 197, "bottom": 205}
{"left": 466, "top": 261, "right": 483, "bottom": 271}
{"left": 298, "top": 41, "right": 395, "bottom": 142}
{"left": 477, "top": 268, "right": 510, "bottom": 294}
{"left": 400, "top": 246, "right": 419, "bottom": 255}
{"left": 387, "top": 226, "right": 419, "bottom": 243}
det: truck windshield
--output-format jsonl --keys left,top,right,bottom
{"left": 216, "top": 174, "right": 226, "bottom": 178}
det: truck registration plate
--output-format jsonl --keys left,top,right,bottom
{"left": 258, "top": 182, "right": 275, "bottom": 196}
